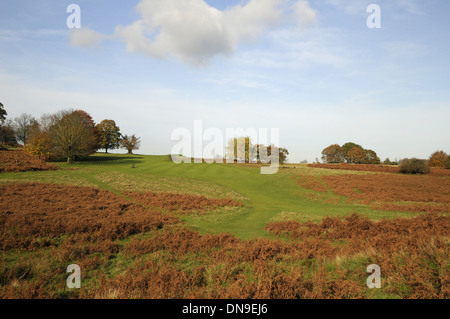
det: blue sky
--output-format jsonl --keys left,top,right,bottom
{"left": 1, "top": 0, "right": 449, "bottom": 162}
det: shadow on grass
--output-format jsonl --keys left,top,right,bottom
{"left": 49, "top": 155, "right": 144, "bottom": 164}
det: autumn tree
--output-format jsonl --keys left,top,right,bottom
{"left": 321, "top": 144, "right": 345, "bottom": 163}
{"left": 120, "top": 134, "right": 141, "bottom": 154}
{"left": 96, "top": 120, "right": 121, "bottom": 153}
{"left": 226, "top": 137, "right": 255, "bottom": 163}
{"left": 13, "top": 113, "right": 36, "bottom": 145}
{"left": 341, "top": 142, "right": 363, "bottom": 163}
{"left": 347, "top": 147, "right": 368, "bottom": 164}
{"left": 49, "top": 110, "right": 97, "bottom": 163}
{"left": 429, "top": 150, "right": 448, "bottom": 167}
{"left": 25, "top": 122, "right": 52, "bottom": 159}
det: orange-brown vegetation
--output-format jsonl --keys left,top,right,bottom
{"left": 0, "top": 150, "right": 57, "bottom": 173}
{"left": 1, "top": 182, "right": 448, "bottom": 299}
{"left": 265, "top": 214, "right": 450, "bottom": 298}
{"left": 0, "top": 183, "right": 179, "bottom": 250}
{"left": 322, "top": 174, "right": 450, "bottom": 213}
{"left": 297, "top": 175, "right": 327, "bottom": 192}
{"left": 308, "top": 163, "right": 450, "bottom": 176}
{"left": 308, "top": 163, "right": 400, "bottom": 173}
{"left": 429, "top": 151, "right": 448, "bottom": 168}
{"left": 125, "top": 191, "right": 242, "bottom": 214}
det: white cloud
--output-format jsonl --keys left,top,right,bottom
{"left": 109, "top": 0, "right": 317, "bottom": 65}
{"left": 70, "top": 28, "right": 108, "bottom": 48}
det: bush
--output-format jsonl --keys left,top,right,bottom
{"left": 429, "top": 150, "right": 448, "bottom": 167}
{"left": 445, "top": 156, "right": 450, "bottom": 169}
{"left": 399, "top": 158, "right": 430, "bottom": 174}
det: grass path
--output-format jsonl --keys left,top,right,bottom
{"left": 0, "top": 153, "right": 416, "bottom": 239}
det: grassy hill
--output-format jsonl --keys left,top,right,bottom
{"left": 0, "top": 152, "right": 415, "bottom": 239}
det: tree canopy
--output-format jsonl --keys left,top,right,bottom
{"left": 120, "top": 134, "right": 141, "bottom": 154}
{"left": 13, "top": 113, "right": 36, "bottom": 145}
{"left": 49, "top": 110, "right": 98, "bottom": 163}
{"left": 226, "top": 137, "right": 255, "bottom": 163}
{"left": 321, "top": 142, "right": 380, "bottom": 164}
{"left": 429, "top": 150, "right": 448, "bottom": 167}
{"left": 321, "top": 144, "right": 345, "bottom": 163}
{"left": 96, "top": 120, "right": 121, "bottom": 153}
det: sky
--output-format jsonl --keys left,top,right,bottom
{"left": 0, "top": 0, "right": 449, "bottom": 163}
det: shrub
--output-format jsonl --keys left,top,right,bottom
{"left": 446, "top": 156, "right": 450, "bottom": 169}
{"left": 400, "top": 158, "right": 430, "bottom": 174}
{"left": 429, "top": 150, "right": 448, "bottom": 167}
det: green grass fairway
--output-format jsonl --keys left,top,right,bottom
{"left": 0, "top": 153, "right": 416, "bottom": 239}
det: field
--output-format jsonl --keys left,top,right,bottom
{"left": 1, "top": 152, "right": 449, "bottom": 299}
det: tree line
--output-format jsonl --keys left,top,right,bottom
{"left": 0, "top": 103, "right": 141, "bottom": 163}
{"left": 225, "top": 136, "right": 289, "bottom": 164}
{"left": 321, "top": 142, "right": 381, "bottom": 164}
{"left": 321, "top": 141, "right": 450, "bottom": 172}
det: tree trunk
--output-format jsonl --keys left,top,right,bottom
{"left": 67, "top": 156, "right": 73, "bottom": 164}
{"left": 128, "top": 149, "right": 133, "bottom": 154}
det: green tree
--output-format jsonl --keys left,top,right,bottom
{"left": 256, "top": 144, "right": 289, "bottom": 164}
{"left": 0, "top": 120, "right": 17, "bottom": 146}
{"left": 120, "top": 134, "right": 141, "bottom": 154}
{"left": 363, "top": 149, "right": 381, "bottom": 164}
{"left": 321, "top": 144, "right": 345, "bottom": 163}
{"left": 49, "top": 110, "right": 97, "bottom": 163}
{"left": 445, "top": 155, "right": 450, "bottom": 169}
{"left": 0, "top": 102, "right": 6, "bottom": 122}
{"left": 96, "top": 120, "right": 121, "bottom": 153}
{"left": 400, "top": 158, "right": 430, "bottom": 174}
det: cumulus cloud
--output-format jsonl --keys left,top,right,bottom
{"left": 70, "top": 28, "right": 108, "bottom": 48}
{"left": 111, "top": 0, "right": 317, "bottom": 65}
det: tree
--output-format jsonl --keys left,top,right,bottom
{"left": 120, "top": 134, "right": 141, "bottom": 154}
{"left": 342, "top": 142, "right": 363, "bottom": 163}
{"left": 445, "top": 155, "right": 450, "bottom": 169}
{"left": 0, "top": 102, "right": 6, "bottom": 122}
{"left": 96, "top": 120, "right": 120, "bottom": 153}
{"left": 274, "top": 146, "right": 289, "bottom": 164}
{"left": 256, "top": 144, "right": 289, "bottom": 164}
{"left": 226, "top": 137, "right": 255, "bottom": 163}
{"left": 347, "top": 147, "right": 367, "bottom": 164}
{"left": 321, "top": 144, "right": 345, "bottom": 163}
{"left": 13, "top": 113, "right": 36, "bottom": 145}
{"left": 429, "top": 150, "right": 448, "bottom": 168}
{"left": 0, "top": 120, "right": 17, "bottom": 146}
{"left": 25, "top": 122, "right": 51, "bottom": 159}
{"left": 400, "top": 158, "right": 430, "bottom": 174}
{"left": 363, "top": 149, "right": 381, "bottom": 164}
{"left": 383, "top": 158, "right": 392, "bottom": 165}
{"left": 49, "top": 110, "right": 97, "bottom": 163}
